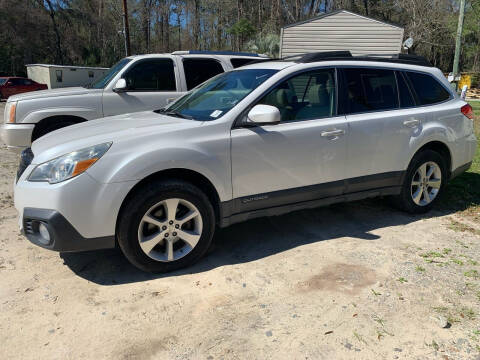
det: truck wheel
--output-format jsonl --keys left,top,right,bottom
{"left": 393, "top": 150, "right": 447, "bottom": 214}
{"left": 32, "top": 121, "right": 77, "bottom": 141}
{"left": 117, "top": 180, "right": 216, "bottom": 273}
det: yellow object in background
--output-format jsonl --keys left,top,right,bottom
{"left": 458, "top": 74, "right": 472, "bottom": 89}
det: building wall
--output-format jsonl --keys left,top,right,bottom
{"left": 48, "top": 67, "right": 108, "bottom": 88}
{"left": 26, "top": 67, "right": 51, "bottom": 88}
{"left": 280, "top": 11, "right": 404, "bottom": 57}
{"left": 27, "top": 66, "right": 108, "bottom": 89}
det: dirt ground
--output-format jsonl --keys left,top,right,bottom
{"left": 1, "top": 102, "right": 480, "bottom": 360}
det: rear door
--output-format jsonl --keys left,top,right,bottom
{"left": 340, "top": 67, "right": 428, "bottom": 192}
{"left": 102, "top": 57, "right": 182, "bottom": 117}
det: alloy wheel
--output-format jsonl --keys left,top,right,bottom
{"left": 137, "top": 198, "right": 203, "bottom": 262}
{"left": 410, "top": 161, "right": 442, "bottom": 206}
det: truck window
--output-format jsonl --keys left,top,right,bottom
{"left": 124, "top": 59, "right": 176, "bottom": 91}
{"left": 183, "top": 58, "right": 225, "bottom": 90}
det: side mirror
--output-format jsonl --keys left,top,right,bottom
{"left": 6, "top": 81, "right": 13, "bottom": 86}
{"left": 113, "top": 78, "right": 127, "bottom": 92}
{"left": 246, "top": 104, "right": 281, "bottom": 126}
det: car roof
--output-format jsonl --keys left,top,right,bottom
{"left": 236, "top": 59, "right": 440, "bottom": 74}
{"left": 127, "top": 53, "right": 268, "bottom": 60}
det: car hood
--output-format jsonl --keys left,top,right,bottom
{"left": 8, "top": 87, "right": 99, "bottom": 102}
{"left": 31, "top": 111, "right": 202, "bottom": 164}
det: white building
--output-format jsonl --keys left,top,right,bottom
{"left": 26, "top": 64, "right": 109, "bottom": 89}
{"left": 280, "top": 10, "right": 404, "bottom": 58}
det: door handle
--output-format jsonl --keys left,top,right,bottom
{"left": 321, "top": 129, "right": 345, "bottom": 137}
{"left": 403, "top": 119, "right": 421, "bottom": 127}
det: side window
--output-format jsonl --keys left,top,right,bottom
{"left": 258, "top": 68, "right": 336, "bottom": 122}
{"left": 183, "top": 58, "right": 225, "bottom": 90}
{"left": 10, "top": 78, "right": 22, "bottom": 85}
{"left": 23, "top": 79, "right": 32, "bottom": 85}
{"left": 344, "top": 68, "right": 398, "bottom": 114}
{"left": 396, "top": 71, "right": 416, "bottom": 108}
{"left": 230, "top": 58, "right": 256, "bottom": 68}
{"left": 405, "top": 71, "right": 450, "bottom": 105}
{"left": 124, "top": 59, "right": 176, "bottom": 91}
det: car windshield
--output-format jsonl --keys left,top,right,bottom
{"left": 0, "top": 79, "right": 7, "bottom": 85}
{"left": 163, "top": 68, "right": 278, "bottom": 121}
{"left": 86, "top": 58, "right": 132, "bottom": 89}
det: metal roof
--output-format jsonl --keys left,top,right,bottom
{"left": 25, "top": 64, "right": 109, "bottom": 70}
{"left": 282, "top": 9, "right": 403, "bottom": 30}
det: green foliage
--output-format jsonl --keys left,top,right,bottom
{"left": 245, "top": 33, "right": 280, "bottom": 57}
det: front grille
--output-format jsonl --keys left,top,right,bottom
{"left": 16, "top": 147, "right": 34, "bottom": 182}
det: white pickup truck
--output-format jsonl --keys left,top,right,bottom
{"left": 1, "top": 51, "right": 267, "bottom": 151}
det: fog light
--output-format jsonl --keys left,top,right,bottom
{"left": 38, "top": 222, "right": 51, "bottom": 245}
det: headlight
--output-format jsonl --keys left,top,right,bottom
{"left": 4, "top": 101, "right": 17, "bottom": 123}
{"left": 28, "top": 142, "right": 111, "bottom": 184}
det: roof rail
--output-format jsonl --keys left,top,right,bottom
{"left": 171, "top": 50, "right": 264, "bottom": 57}
{"left": 295, "top": 51, "right": 353, "bottom": 63}
{"left": 291, "top": 51, "right": 432, "bottom": 67}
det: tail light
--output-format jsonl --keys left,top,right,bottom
{"left": 461, "top": 104, "right": 474, "bottom": 120}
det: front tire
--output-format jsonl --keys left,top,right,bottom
{"left": 117, "top": 180, "right": 215, "bottom": 273}
{"left": 32, "top": 121, "right": 77, "bottom": 141}
{"left": 393, "top": 150, "right": 447, "bottom": 214}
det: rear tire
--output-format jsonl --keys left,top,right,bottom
{"left": 117, "top": 180, "right": 216, "bottom": 273}
{"left": 393, "top": 150, "right": 447, "bottom": 214}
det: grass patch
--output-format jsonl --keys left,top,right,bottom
{"left": 451, "top": 258, "right": 464, "bottom": 266}
{"left": 397, "top": 277, "right": 408, "bottom": 283}
{"left": 464, "top": 269, "right": 480, "bottom": 279}
{"left": 420, "top": 251, "right": 444, "bottom": 259}
{"left": 440, "top": 104, "right": 480, "bottom": 218}
{"left": 416, "top": 265, "right": 426, "bottom": 272}
{"left": 449, "top": 220, "right": 480, "bottom": 237}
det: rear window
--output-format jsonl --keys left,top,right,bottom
{"left": 344, "top": 68, "right": 398, "bottom": 114}
{"left": 405, "top": 72, "right": 450, "bottom": 105}
{"left": 183, "top": 58, "right": 225, "bottom": 90}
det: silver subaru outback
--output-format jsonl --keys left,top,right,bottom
{"left": 14, "top": 52, "right": 477, "bottom": 272}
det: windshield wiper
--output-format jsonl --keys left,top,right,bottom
{"left": 155, "top": 108, "right": 193, "bottom": 119}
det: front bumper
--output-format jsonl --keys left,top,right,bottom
{"left": 0, "top": 123, "right": 34, "bottom": 152}
{"left": 21, "top": 208, "right": 115, "bottom": 252}
{"left": 15, "top": 161, "right": 137, "bottom": 250}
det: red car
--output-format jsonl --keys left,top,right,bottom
{"left": 0, "top": 77, "right": 48, "bottom": 99}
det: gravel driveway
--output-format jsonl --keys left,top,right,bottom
{"left": 1, "top": 102, "right": 479, "bottom": 359}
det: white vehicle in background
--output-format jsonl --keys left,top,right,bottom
{"left": 1, "top": 51, "right": 268, "bottom": 151}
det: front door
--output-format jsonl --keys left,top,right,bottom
{"left": 231, "top": 68, "right": 347, "bottom": 213}
{"left": 102, "top": 57, "right": 183, "bottom": 117}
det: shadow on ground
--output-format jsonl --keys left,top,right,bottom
{"left": 60, "top": 189, "right": 470, "bottom": 286}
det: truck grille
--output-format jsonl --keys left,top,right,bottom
{"left": 16, "top": 147, "right": 34, "bottom": 182}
